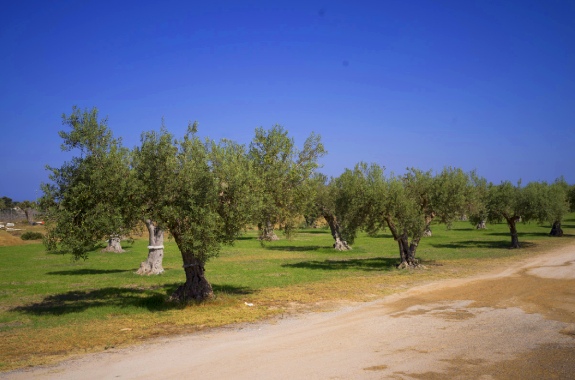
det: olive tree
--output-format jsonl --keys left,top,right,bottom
{"left": 467, "top": 172, "right": 489, "bottom": 229}
{"left": 132, "top": 124, "right": 257, "bottom": 301}
{"left": 334, "top": 163, "right": 423, "bottom": 267}
{"left": 524, "top": 179, "right": 569, "bottom": 237}
{"left": 484, "top": 180, "right": 562, "bottom": 248}
{"left": 335, "top": 164, "right": 474, "bottom": 268}
{"left": 41, "top": 107, "right": 135, "bottom": 257}
{"left": 311, "top": 174, "right": 351, "bottom": 250}
{"left": 403, "top": 167, "right": 470, "bottom": 237}
{"left": 248, "top": 125, "right": 326, "bottom": 241}
{"left": 549, "top": 178, "right": 571, "bottom": 236}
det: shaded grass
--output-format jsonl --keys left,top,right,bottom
{"left": 1, "top": 215, "right": 574, "bottom": 371}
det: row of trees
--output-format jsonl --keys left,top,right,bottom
{"left": 312, "top": 164, "right": 572, "bottom": 268}
{"left": 40, "top": 107, "right": 325, "bottom": 301}
{"left": 41, "top": 107, "right": 574, "bottom": 301}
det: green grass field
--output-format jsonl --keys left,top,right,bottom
{"left": 1, "top": 215, "right": 574, "bottom": 371}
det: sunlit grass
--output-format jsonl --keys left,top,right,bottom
{"left": 1, "top": 215, "right": 574, "bottom": 371}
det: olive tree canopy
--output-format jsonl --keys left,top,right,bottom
{"left": 41, "top": 107, "right": 135, "bottom": 258}
{"left": 42, "top": 108, "right": 257, "bottom": 301}
{"left": 248, "top": 125, "right": 326, "bottom": 241}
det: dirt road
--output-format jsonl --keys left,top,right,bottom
{"left": 4, "top": 245, "right": 575, "bottom": 379}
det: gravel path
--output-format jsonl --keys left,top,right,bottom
{"left": 4, "top": 244, "right": 575, "bottom": 379}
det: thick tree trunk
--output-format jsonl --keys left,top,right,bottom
{"left": 170, "top": 255, "right": 213, "bottom": 302}
{"left": 322, "top": 211, "right": 351, "bottom": 251}
{"left": 169, "top": 231, "right": 214, "bottom": 302}
{"left": 549, "top": 221, "right": 564, "bottom": 237}
{"left": 258, "top": 220, "right": 279, "bottom": 241}
{"left": 102, "top": 235, "right": 125, "bottom": 253}
{"left": 386, "top": 217, "right": 418, "bottom": 268}
{"left": 136, "top": 220, "right": 165, "bottom": 275}
{"left": 506, "top": 216, "right": 521, "bottom": 248}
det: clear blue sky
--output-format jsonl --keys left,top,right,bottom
{"left": 1, "top": 0, "right": 574, "bottom": 202}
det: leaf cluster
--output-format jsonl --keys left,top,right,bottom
{"left": 483, "top": 179, "right": 570, "bottom": 225}
{"left": 248, "top": 125, "right": 326, "bottom": 237}
{"left": 40, "top": 107, "right": 135, "bottom": 258}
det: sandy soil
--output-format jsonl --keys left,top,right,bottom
{"left": 3, "top": 244, "right": 575, "bottom": 379}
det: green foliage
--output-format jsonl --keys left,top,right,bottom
{"left": 20, "top": 231, "right": 44, "bottom": 240}
{"left": 0, "top": 196, "right": 16, "bottom": 209}
{"left": 17, "top": 200, "right": 36, "bottom": 209}
{"left": 308, "top": 173, "right": 342, "bottom": 225}
{"left": 467, "top": 171, "right": 489, "bottom": 226}
{"left": 248, "top": 125, "right": 326, "bottom": 238}
{"left": 132, "top": 124, "right": 257, "bottom": 264}
{"left": 332, "top": 163, "right": 372, "bottom": 243}
{"left": 404, "top": 167, "right": 471, "bottom": 226}
{"left": 485, "top": 181, "right": 523, "bottom": 223}
{"left": 40, "top": 107, "right": 137, "bottom": 258}
{"left": 335, "top": 164, "right": 475, "bottom": 247}
{"left": 569, "top": 184, "right": 575, "bottom": 212}
{"left": 485, "top": 179, "right": 568, "bottom": 225}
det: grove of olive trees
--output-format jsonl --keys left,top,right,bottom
{"left": 40, "top": 106, "right": 573, "bottom": 300}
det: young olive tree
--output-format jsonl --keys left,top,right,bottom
{"left": 248, "top": 125, "right": 326, "bottom": 241}
{"left": 41, "top": 107, "right": 136, "bottom": 258}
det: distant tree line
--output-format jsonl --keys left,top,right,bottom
{"left": 39, "top": 107, "right": 575, "bottom": 301}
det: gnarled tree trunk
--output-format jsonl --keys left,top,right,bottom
{"left": 169, "top": 232, "right": 214, "bottom": 302}
{"left": 505, "top": 216, "right": 521, "bottom": 248}
{"left": 422, "top": 213, "right": 434, "bottom": 237}
{"left": 258, "top": 220, "right": 279, "bottom": 241}
{"left": 170, "top": 256, "right": 213, "bottom": 302}
{"left": 137, "top": 220, "right": 165, "bottom": 275}
{"left": 322, "top": 210, "right": 351, "bottom": 251}
{"left": 386, "top": 217, "right": 418, "bottom": 269}
{"left": 549, "top": 221, "right": 564, "bottom": 237}
{"left": 102, "top": 235, "right": 125, "bottom": 253}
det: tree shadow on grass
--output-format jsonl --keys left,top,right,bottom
{"left": 212, "top": 283, "right": 254, "bottom": 295}
{"left": 431, "top": 240, "right": 536, "bottom": 250}
{"left": 266, "top": 245, "right": 327, "bottom": 252}
{"left": 298, "top": 229, "right": 330, "bottom": 234}
{"left": 486, "top": 231, "right": 550, "bottom": 238}
{"left": 236, "top": 235, "right": 258, "bottom": 241}
{"left": 362, "top": 233, "right": 395, "bottom": 239}
{"left": 12, "top": 283, "right": 254, "bottom": 316}
{"left": 46, "top": 269, "right": 131, "bottom": 275}
{"left": 282, "top": 257, "right": 397, "bottom": 271}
